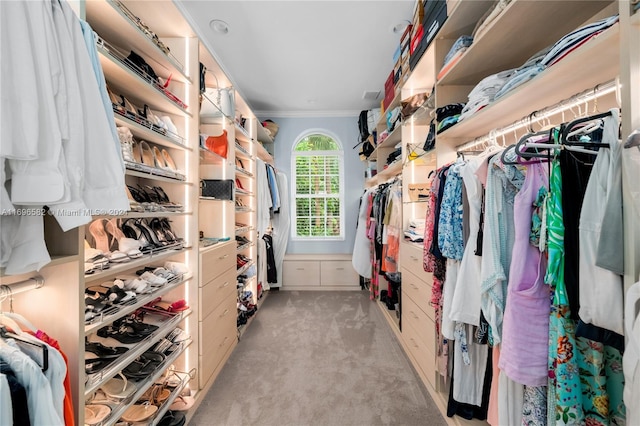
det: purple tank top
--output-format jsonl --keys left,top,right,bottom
{"left": 498, "top": 161, "right": 551, "bottom": 386}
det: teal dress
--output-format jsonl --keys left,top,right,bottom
{"left": 546, "top": 160, "right": 584, "bottom": 425}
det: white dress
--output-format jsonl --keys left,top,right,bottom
{"left": 352, "top": 188, "right": 374, "bottom": 279}
{"left": 450, "top": 157, "right": 483, "bottom": 326}
{"left": 578, "top": 110, "right": 624, "bottom": 335}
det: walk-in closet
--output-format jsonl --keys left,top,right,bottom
{"left": 1, "top": 1, "right": 639, "bottom": 425}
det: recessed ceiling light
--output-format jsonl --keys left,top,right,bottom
{"left": 209, "top": 19, "right": 230, "bottom": 34}
{"left": 392, "top": 20, "right": 411, "bottom": 34}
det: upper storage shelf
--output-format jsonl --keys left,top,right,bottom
{"left": 98, "top": 42, "right": 190, "bottom": 117}
{"left": 439, "top": 24, "right": 620, "bottom": 143}
{"left": 437, "top": 0, "right": 614, "bottom": 86}
{"left": 86, "top": 0, "right": 191, "bottom": 84}
{"left": 257, "top": 123, "right": 274, "bottom": 145}
{"left": 403, "top": 0, "right": 495, "bottom": 92}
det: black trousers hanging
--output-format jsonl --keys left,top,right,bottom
{"left": 262, "top": 234, "right": 277, "bottom": 284}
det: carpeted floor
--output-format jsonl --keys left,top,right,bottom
{"left": 189, "top": 290, "right": 447, "bottom": 426}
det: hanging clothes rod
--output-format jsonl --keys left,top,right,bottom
{"left": 456, "top": 79, "right": 619, "bottom": 152}
{"left": 0, "top": 276, "right": 45, "bottom": 301}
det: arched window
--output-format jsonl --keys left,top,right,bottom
{"left": 291, "top": 131, "right": 344, "bottom": 240}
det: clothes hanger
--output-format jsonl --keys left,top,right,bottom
{"left": 624, "top": 129, "right": 640, "bottom": 148}
{"left": 514, "top": 129, "right": 555, "bottom": 160}
{"left": 0, "top": 285, "right": 49, "bottom": 371}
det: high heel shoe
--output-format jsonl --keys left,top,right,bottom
{"left": 152, "top": 146, "right": 167, "bottom": 169}
{"left": 161, "top": 149, "right": 177, "bottom": 171}
{"left": 160, "top": 218, "right": 184, "bottom": 247}
{"left": 139, "top": 141, "right": 155, "bottom": 167}
{"left": 153, "top": 186, "right": 182, "bottom": 211}
{"left": 136, "top": 218, "right": 166, "bottom": 249}
{"left": 121, "top": 219, "right": 155, "bottom": 253}
{"left": 125, "top": 186, "right": 144, "bottom": 212}
{"left": 105, "top": 218, "right": 143, "bottom": 259}
{"left": 117, "top": 127, "right": 136, "bottom": 163}
{"left": 89, "top": 219, "right": 110, "bottom": 253}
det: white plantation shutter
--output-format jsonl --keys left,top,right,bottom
{"left": 291, "top": 134, "right": 344, "bottom": 240}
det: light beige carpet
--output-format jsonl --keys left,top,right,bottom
{"left": 189, "top": 290, "right": 447, "bottom": 426}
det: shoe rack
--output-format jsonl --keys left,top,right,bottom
{"left": 2, "top": 1, "right": 201, "bottom": 424}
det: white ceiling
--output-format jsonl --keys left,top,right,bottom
{"left": 177, "top": 0, "right": 415, "bottom": 117}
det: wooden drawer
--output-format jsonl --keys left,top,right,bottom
{"left": 402, "top": 291, "right": 436, "bottom": 354}
{"left": 283, "top": 261, "right": 320, "bottom": 286}
{"left": 402, "top": 316, "right": 437, "bottom": 390}
{"left": 200, "top": 242, "right": 235, "bottom": 285}
{"left": 400, "top": 242, "right": 432, "bottom": 283}
{"left": 199, "top": 291, "right": 236, "bottom": 356}
{"left": 199, "top": 323, "right": 236, "bottom": 386}
{"left": 199, "top": 266, "right": 237, "bottom": 321}
{"left": 402, "top": 268, "right": 434, "bottom": 320}
{"left": 320, "top": 260, "right": 357, "bottom": 286}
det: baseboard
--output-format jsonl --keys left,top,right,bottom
{"left": 281, "top": 285, "right": 361, "bottom": 291}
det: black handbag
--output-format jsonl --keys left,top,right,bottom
{"left": 200, "top": 179, "right": 234, "bottom": 200}
{"left": 423, "top": 118, "right": 436, "bottom": 152}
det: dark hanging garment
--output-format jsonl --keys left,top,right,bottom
{"left": 263, "top": 234, "right": 277, "bottom": 284}
{"left": 559, "top": 149, "right": 594, "bottom": 320}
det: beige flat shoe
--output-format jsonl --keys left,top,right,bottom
{"left": 101, "top": 375, "right": 135, "bottom": 400}
{"left": 169, "top": 395, "right": 195, "bottom": 411}
{"left": 121, "top": 403, "right": 158, "bottom": 423}
{"left": 85, "top": 404, "right": 111, "bottom": 425}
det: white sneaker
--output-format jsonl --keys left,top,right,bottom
{"left": 141, "top": 271, "right": 167, "bottom": 286}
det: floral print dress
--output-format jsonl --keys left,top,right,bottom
{"left": 546, "top": 160, "right": 584, "bottom": 425}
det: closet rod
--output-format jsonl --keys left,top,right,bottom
{"left": 456, "top": 79, "right": 619, "bottom": 152}
{"left": 0, "top": 276, "right": 45, "bottom": 301}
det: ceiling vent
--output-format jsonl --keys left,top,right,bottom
{"left": 362, "top": 90, "right": 381, "bottom": 101}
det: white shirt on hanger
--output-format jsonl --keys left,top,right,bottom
{"left": 0, "top": 340, "right": 63, "bottom": 426}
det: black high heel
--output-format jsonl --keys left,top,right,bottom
{"left": 160, "top": 218, "right": 183, "bottom": 246}
{"left": 153, "top": 186, "right": 182, "bottom": 211}
{"left": 136, "top": 219, "right": 166, "bottom": 248}
{"left": 149, "top": 218, "right": 171, "bottom": 246}
{"left": 121, "top": 219, "right": 155, "bottom": 253}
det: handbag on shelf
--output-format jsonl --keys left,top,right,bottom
{"left": 200, "top": 179, "right": 234, "bottom": 200}
{"left": 401, "top": 92, "right": 429, "bottom": 119}
{"left": 205, "top": 130, "right": 228, "bottom": 158}
{"left": 201, "top": 87, "right": 235, "bottom": 118}
{"left": 408, "top": 183, "right": 430, "bottom": 201}
{"left": 423, "top": 118, "right": 436, "bottom": 152}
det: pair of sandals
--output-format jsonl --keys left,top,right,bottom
{"left": 85, "top": 341, "right": 128, "bottom": 374}
{"left": 97, "top": 315, "right": 159, "bottom": 344}
{"left": 123, "top": 350, "right": 165, "bottom": 380}
{"left": 127, "top": 184, "right": 183, "bottom": 212}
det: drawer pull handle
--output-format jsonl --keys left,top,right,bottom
{"left": 336, "top": 268, "right": 344, "bottom": 271}
{"left": 220, "top": 281, "right": 230, "bottom": 288}
{"left": 219, "top": 336, "right": 229, "bottom": 347}
{"left": 220, "top": 309, "right": 229, "bottom": 317}
{"left": 410, "top": 311, "right": 419, "bottom": 319}
{"left": 296, "top": 268, "right": 305, "bottom": 270}
{"left": 410, "top": 283, "right": 418, "bottom": 289}
{"left": 409, "top": 338, "right": 419, "bottom": 349}
{"left": 219, "top": 254, "right": 229, "bottom": 260}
